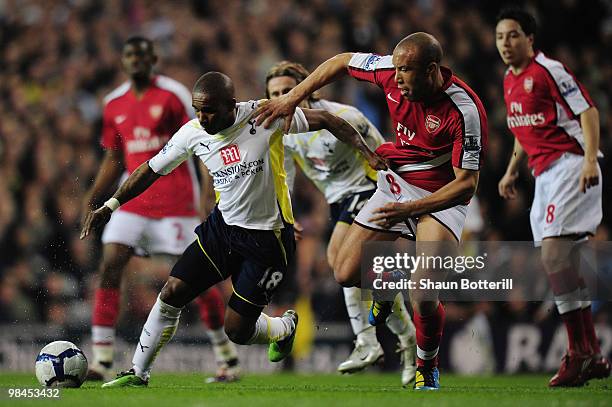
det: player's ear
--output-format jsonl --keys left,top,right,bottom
{"left": 426, "top": 62, "right": 437, "bottom": 76}
{"left": 527, "top": 34, "right": 534, "bottom": 48}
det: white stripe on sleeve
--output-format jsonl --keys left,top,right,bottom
{"left": 535, "top": 53, "right": 590, "bottom": 116}
{"left": 348, "top": 53, "right": 393, "bottom": 71}
{"left": 445, "top": 84, "right": 482, "bottom": 170}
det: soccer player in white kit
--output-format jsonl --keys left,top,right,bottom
{"left": 81, "top": 71, "right": 386, "bottom": 387}
{"left": 496, "top": 8, "right": 609, "bottom": 387}
{"left": 81, "top": 37, "right": 239, "bottom": 382}
{"left": 265, "top": 61, "right": 417, "bottom": 385}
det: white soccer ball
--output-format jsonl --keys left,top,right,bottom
{"left": 35, "top": 341, "right": 88, "bottom": 388}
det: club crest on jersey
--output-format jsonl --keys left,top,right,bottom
{"left": 220, "top": 144, "right": 241, "bottom": 165}
{"left": 523, "top": 76, "right": 534, "bottom": 93}
{"left": 425, "top": 115, "right": 441, "bottom": 134}
{"left": 149, "top": 105, "right": 163, "bottom": 119}
{"left": 114, "top": 115, "right": 127, "bottom": 124}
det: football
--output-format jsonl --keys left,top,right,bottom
{"left": 35, "top": 341, "right": 88, "bottom": 388}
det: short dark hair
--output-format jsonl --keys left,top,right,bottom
{"left": 124, "top": 36, "right": 155, "bottom": 53}
{"left": 496, "top": 8, "right": 537, "bottom": 37}
{"left": 193, "top": 71, "right": 235, "bottom": 102}
{"left": 265, "top": 61, "right": 320, "bottom": 102}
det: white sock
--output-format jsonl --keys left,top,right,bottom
{"left": 246, "top": 313, "right": 294, "bottom": 344}
{"left": 207, "top": 328, "right": 230, "bottom": 346}
{"left": 386, "top": 293, "right": 415, "bottom": 348}
{"left": 344, "top": 287, "right": 377, "bottom": 345}
{"left": 207, "top": 328, "right": 238, "bottom": 365}
{"left": 91, "top": 326, "right": 115, "bottom": 366}
{"left": 554, "top": 288, "right": 583, "bottom": 315}
{"left": 132, "top": 296, "right": 182, "bottom": 380}
{"left": 580, "top": 286, "right": 592, "bottom": 309}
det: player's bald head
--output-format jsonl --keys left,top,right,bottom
{"left": 394, "top": 32, "right": 443, "bottom": 68}
{"left": 193, "top": 72, "right": 235, "bottom": 102}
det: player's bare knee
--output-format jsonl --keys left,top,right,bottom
{"left": 541, "top": 244, "right": 571, "bottom": 273}
{"left": 334, "top": 265, "right": 357, "bottom": 287}
{"left": 327, "top": 247, "right": 337, "bottom": 269}
{"left": 98, "top": 259, "right": 124, "bottom": 287}
{"left": 411, "top": 299, "right": 437, "bottom": 316}
{"left": 224, "top": 322, "right": 252, "bottom": 345}
{"left": 159, "top": 277, "right": 190, "bottom": 308}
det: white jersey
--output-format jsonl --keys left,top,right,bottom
{"left": 149, "top": 101, "right": 309, "bottom": 230}
{"left": 283, "top": 99, "right": 384, "bottom": 203}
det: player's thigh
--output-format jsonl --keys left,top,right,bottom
{"left": 167, "top": 218, "right": 232, "bottom": 306}
{"left": 411, "top": 215, "right": 459, "bottom": 314}
{"left": 228, "top": 226, "right": 294, "bottom": 317}
{"left": 327, "top": 222, "right": 350, "bottom": 268}
{"left": 334, "top": 222, "right": 400, "bottom": 287}
{"left": 100, "top": 243, "right": 134, "bottom": 271}
{"left": 541, "top": 235, "right": 576, "bottom": 274}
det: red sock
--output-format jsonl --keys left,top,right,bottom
{"left": 561, "top": 309, "right": 590, "bottom": 354}
{"left": 197, "top": 287, "right": 225, "bottom": 330}
{"left": 92, "top": 288, "right": 120, "bottom": 327}
{"left": 414, "top": 302, "right": 445, "bottom": 368}
{"left": 581, "top": 306, "right": 601, "bottom": 355}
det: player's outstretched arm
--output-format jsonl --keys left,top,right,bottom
{"left": 255, "top": 53, "right": 354, "bottom": 132}
{"left": 370, "top": 168, "right": 479, "bottom": 228}
{"left": 80, "top": 161, "right": 161, "bottom": 239}
{"left": 579, "top": 106, "right": 600, "bottom": 193}
{"left": 302, "top": 108, "right": 387, "bottom": 171}
{"left": 81, "top": 149, "right": 124, "bottom": 226}
{"left": 498, "top": 138, "right": 526, "bottom": 199}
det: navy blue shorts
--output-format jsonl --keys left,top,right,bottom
{"left": 329, "top": 189, "right": 375, "bottom": 226}
{"left": 169, "top": 207, "right": 295, "bottom": 317}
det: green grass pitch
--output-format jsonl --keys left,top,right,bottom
{"left": 0, "top": 372, "right": 610, "bottom": 407}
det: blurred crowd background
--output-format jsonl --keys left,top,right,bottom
{"left": 0, "top": 0, "right": 610, "bottom": 358}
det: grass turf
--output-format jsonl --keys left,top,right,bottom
{"left": 0, "top": 372, "right": 610, "bottom": 407}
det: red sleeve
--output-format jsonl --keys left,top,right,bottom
{"left": 100, "top": 106, "right": 121, "bottom": 150}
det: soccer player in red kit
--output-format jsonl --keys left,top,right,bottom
{"left": 256, "top": 32, "right": 487, "bottom": 390}
{"left": 81, "top": 37, "right": 239, "bottom": 382}
{"left": 496, "top": 9, "right": 610, "bottom": 387}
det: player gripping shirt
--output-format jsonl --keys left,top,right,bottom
{"left": 347, "top": 53, "right": 487, "bottom": 240}
{"left": 503, "top": 51, "right": 602, "bottom": 242}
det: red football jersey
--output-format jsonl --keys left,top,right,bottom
{"left": 348, "top": 53, "right": 487, "bottom": 192}
{"left": 101, "top": 75, "right": 198, "bottom": 218}
{"left": 503, "top": 51, "right": 593, "bottom": 176}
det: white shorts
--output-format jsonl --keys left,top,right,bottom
{"left": 531, "top": 153, "right": 602, "bottom": 243}
{"left": 101, "top": 210, "right": 200, "bottom": 256}
{"left": 354, "top": 170, "right": 468, "bottom": 241}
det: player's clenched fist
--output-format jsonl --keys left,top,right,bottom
{"left": 579, "top": 160, "right": 599, "bottom": 193}
{"left": 498, "top": 171, "right": 519, "bottom": 200}
{"left": 80, "top": 206, "right": 113, "bottom": 239}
